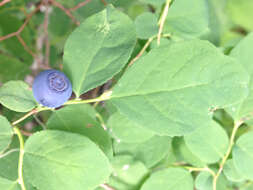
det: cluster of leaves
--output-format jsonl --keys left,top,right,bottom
{"left": 1, "top": 0, "right": 253, "bottom": 190}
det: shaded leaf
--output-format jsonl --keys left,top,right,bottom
{"left": 47, "top": 104, "right": 113, "bottom": 158}
{"left": 0, "top": 54, "right": 30, "bottom": 83}
{"left": 108, "top": 155, "right": 149, "bottom": 190}
{"left": 0, "top": 116, "right": 13, "bottom": 153}
{"left": 114, "top": 136, "right": 171, "bottom": 168}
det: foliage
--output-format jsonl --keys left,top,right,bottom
{"left": 0, "top": 0, "right": 253, "bottom": 190}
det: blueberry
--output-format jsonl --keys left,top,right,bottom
{"left": 32, "top": 70, "right": 72, "bottom": 108}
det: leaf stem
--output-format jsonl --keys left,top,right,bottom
{"left": 184, "top": 166, "right": 216, "bottom": 177}
{"left": 13, "top": 127, "right": 26, "bottom": 190}
{"left": 11, "top": 91, "right": 112, "bottom": 126}
{"left": 11, "top": 107, "right": 50, "bottom": 126}
{"left": 128, "top": 36, "right": 154, "bottom": 67}
{"left": 0, "top": 148, "right": 19, "bottom": 159}
{"left": 157, "top": 0, "right": 171, "bottom": 45}
{"left": 212, "top": 121, "right": 242, "bottom": 190}
{"left": 63, "top": 90, "right": 112, "bottom": 105}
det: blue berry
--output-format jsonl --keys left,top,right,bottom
{"left": 32, "top": 70, "right": 72, "bottom": 108}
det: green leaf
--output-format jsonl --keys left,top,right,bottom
{"left": 108, "top": 112, "right": 155, "bottom": 143}
{"left": 63, "top": 5, "right": 136, "bottom": 97}
{"left": 195, "top": 171, "right": 228, "bottom": 190}
{"left": 110, "top": 40, "right": 248, "bottom": 136}
{"left": 184, "top": 121, "right": 229, "bottom": 164}
{"left": 227, "top": 0, "right": 253, "bottom": 31}
{"left": 223, "top": 159, "right": 245, "bottom": 182}
{"left": 114, "top": 136, "right": 171, "bottom": 168}
{"left": 227, "top": 33, "right": 253, "bottom": 121}
{"left": 233, "top": 131, "right": 253, "bottom": 180}
{"left": 0, "top": 116, "right": 13, "bottom": 153}
{"left": 23, "top": 130, "right": 111, "bottom": 190}
{"left": 0, "top": 177, "right": 20, "bottom": 190}
{"left": 134, "top": 12, "right": 158, "bottom": 39}
{"left": 164, "top": 0, "right": 209, "bottom": 38}
{"left": 141, "top": 168, "right": 193, "bottom": 190}
{"left": 0, "top": 81, "right": 36, "bottom": 112}
{"left": 108, "top": 155, "right": 149, "bottom": 190}
{"left": 0, "top": 136, "right": 19, "bottom": 181}
{"left": 0, "top": 54, "right": 30, "bottom": 83}
{"left": 195, "top": 171, "right": 212, "bottom": 190}
{"left": 47, "top": 104, "right": 113, "bottom": 158}
{"left": 172, "top": 137, "right": 205, "bottom": 168}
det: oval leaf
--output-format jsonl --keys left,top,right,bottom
{"left": 114, "top": 136, "right": 171, "bottom": 168}
{"left": 110, "top": 40, "right": 248, "bottom": 136}
{"left": 0, "top": 116, "right": 13, "bottom": 153}
{"left": 63, "top": 5, "right": 136, "bottom": 97}
{"left": 184, "top": 121, "right": 229, "bottom": 164}
{"left": 0, "top": 81, "right": 36, "bottom": 112}
{"left": 23, "top": 130, "right": 111, "bottom": 190}
{"left": 141, "top": 168, "right": 193, "bottom": 190}
{"left": 233, "top": 131, "right": 253, "bottom": 180}
{"left": 223, "top": 159, "right": 245, "bottom": 182}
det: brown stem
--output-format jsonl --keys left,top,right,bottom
{"left": 0, "top": 0, "right": 11, "bottom": 7}
{"left": 0, "top": 4, "right": 41, "bottom": 41}
{"left": 17, "top": 35, "right": 36, "bottom": 58}
{"left": 50, "top": 0, "right": 80, "bottom": 25}
{"left": 69, "top": 0, "right": 92, "bottom": 11}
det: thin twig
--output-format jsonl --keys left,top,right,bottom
{"left": 128, "top": 36, "right": 154, "bottom": 67}
{"left": 0, "top": 0, "right": 11, "bottom": 7}
{"left": 212, "top": 121, "right": 243, "bottom": 190}
{"left": 17, "top": 35, "right": 36, "bottom": 58}
{"left": 69, "top": 0, "right": 91, "bottom": 11}
{"left": 157, "top": 0, "right": 171, "bottom": 45}
{"left": 100, "top": 184, "right": 115, "bottom": 190}
{"left": 50, "top": 0, "right": 80, "bottom": 25}
{"left": 12, "top": 109, "right": 38, "bottom": 126}
{"left": 0, "top": 4, "right": 41, "bottom": 41}
{"left": 33, "top": 115, "right": 47, "bottom": 130}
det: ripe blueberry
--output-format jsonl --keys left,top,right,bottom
{"left": 32, "top": 70, "right": 72, "bottom": 108}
